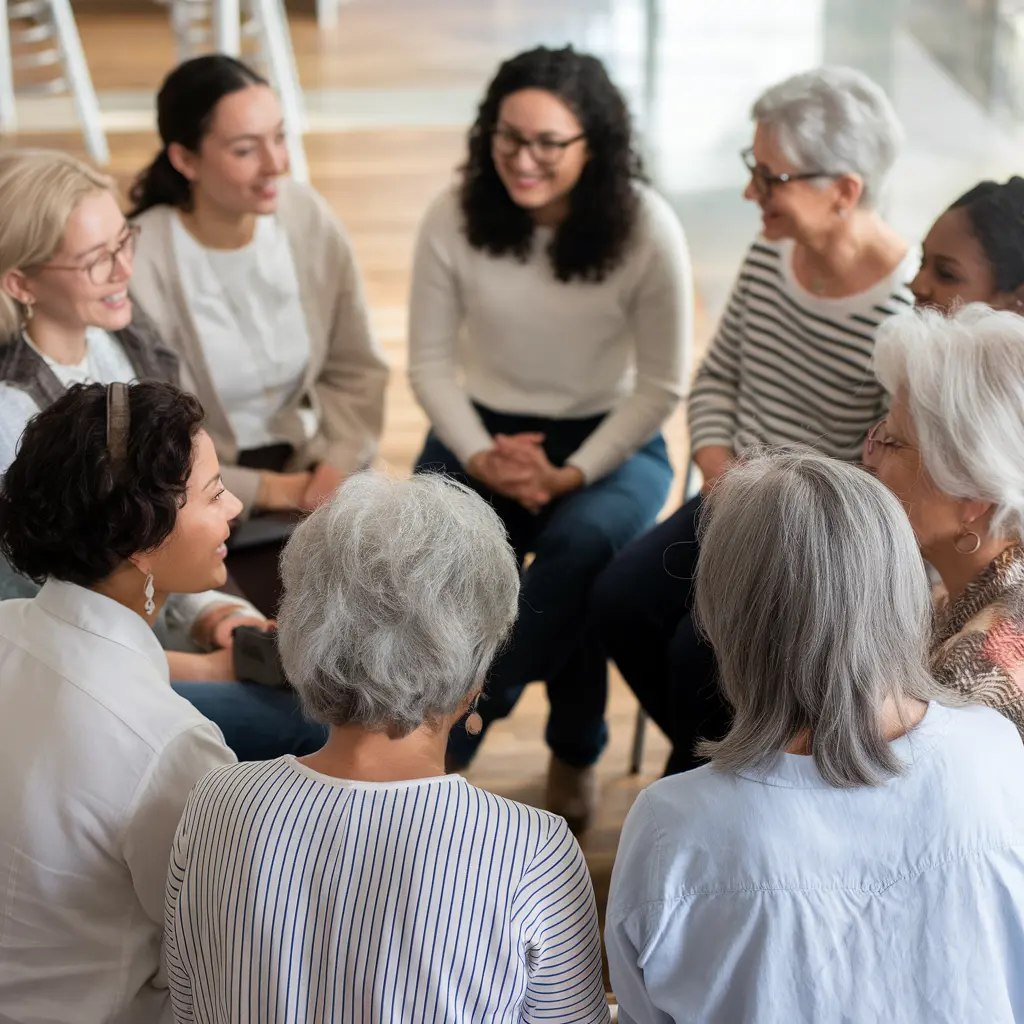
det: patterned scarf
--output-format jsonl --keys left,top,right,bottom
{"left": 931, "top": 544, "right": 1024, "bottom": 733}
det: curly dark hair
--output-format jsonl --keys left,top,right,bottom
{"left": 460, "top": 46, "right": 647, "bottom": 283}
{"left": 951, "top": 176, "right": 1024, "bottom": 294}
{"left": 0, "top": 381, "right": 205, "bottom": 587}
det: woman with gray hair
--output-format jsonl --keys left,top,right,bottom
{"left": 592, "top": 66, "right": 916, "bottom": 774}
{"left": 866, "top": 303, "right": 1024, "bottom": 729}
{"left": 163, "top": 471, "right": 611, "bottom": 1024}
{"left": 607, "top": 448, "right": 1024, "bottom": 1023}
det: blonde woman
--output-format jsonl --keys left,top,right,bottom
{"left": 0, "top": 148, "right": 325, "bottom": 761}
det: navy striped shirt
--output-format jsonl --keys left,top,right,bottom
{"left": 165, "top": 758, "right": 610, "bottom": 1023}
{"left": 688, "top": 238, "right": 915, "bottom": 463}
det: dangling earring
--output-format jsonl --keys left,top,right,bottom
{"left": 143, "top": 572, "right": 156, "bottom": 617}
{"left": 954, "top": 530, "right": 981, "bottom": 555}
{"left": 465, "top": 699, "right": 483, "bottom": 736}
{"left": 22, "top": 301, "right": 33, "bottom": 323}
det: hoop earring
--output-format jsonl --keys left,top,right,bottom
{"left": 465, "top": 700, "right": 483, "bottom": 736}
{"left": 955, "top": 531, "right": 981, "bottom": 555}
{"left": 143, "top": 572, "right": 156, "bottom": 617}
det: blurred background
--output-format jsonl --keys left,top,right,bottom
{"left": 4, "top": 0, "right": 1022, "bottom": 915}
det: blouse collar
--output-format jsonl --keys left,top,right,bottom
{"left": 35, "top": 578, "right": 169, "bottom": 684}
{"left": 934, "top": 543, "right": 1024, "bottom": 646}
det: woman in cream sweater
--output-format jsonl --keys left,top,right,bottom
{"left": 129, "top": 55, "right": 388, "bottom": 612}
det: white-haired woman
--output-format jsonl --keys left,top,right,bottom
{"left": 591, "top": 66, "right": 916, "bottom": 774}
{"left": 607, "top": 449, "right": 1024, "bottom": 1023}
{"left": 164, "top": 472, "right": 611, "bottom": 1024}
{"left": 866, "top": 304, "right": 1024, "bottom": 729}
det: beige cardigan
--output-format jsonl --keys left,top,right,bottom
{"left": 129, "top": 179, "right": 389, "bottom": 515}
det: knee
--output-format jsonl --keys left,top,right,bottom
{"left": 538, "top": 515, "right": 618, "bottom": 575}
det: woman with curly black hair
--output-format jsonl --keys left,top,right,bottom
{"left": 0, "top": 380, "right": 236, "bottom": 1023}
{"left": 409, "top": 45, "right": 692, "bottom": 830}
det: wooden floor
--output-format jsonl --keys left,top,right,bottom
{"left": 4, "top": 0, "right": 719, "bottom": 940}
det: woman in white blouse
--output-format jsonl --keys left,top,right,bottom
{"left": 607, "top": 449, "right": 1024, "bottom": 1023}
{"left": 0, "top": 148, "right": 326, "bottom": 761}
{"left": 0, "top": 380, "right": 238, "bottom": 1024}
{"left": 129, "top": 55, "right": 389, "bottom": 613}
{"left": 166, "top": 471, "right": 610, "bottom": 1024}
{"left": 409, "top": 46, "right": 692, "bottom": 830}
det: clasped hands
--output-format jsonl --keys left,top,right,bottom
{"left": 467, "top": 433, "right": 584, "bottom": 513}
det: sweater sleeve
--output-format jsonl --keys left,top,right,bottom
{"left": 686, "top": 247, "right": 755, "bottom": 455}
{"left": 567, "top": 193, "right": 692, "bottom": 482}
{"left": 407, "top": 193, "right": 494, "bottom": 464}
{"left": 310, "top": 191, "right": 390, "bottom": 476}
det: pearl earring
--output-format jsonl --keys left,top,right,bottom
{"left": 143, "top": 573, "right": 155, "bottom": 617}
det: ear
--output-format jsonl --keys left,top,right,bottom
{"left": 125, "top": 554, "right": 152, "bottom": 578}
{"left": 960, "top": 497, "right": 995, "bottom": 531}
{"left": 834, "top": 172, "right": 864, "bottom": 216}
{"left": 167, "top": 141, "right": 199, "bottom": 183}
{"left": 1, "top": 267, "right": 34, "bottom": 307}
{"left": 990, "top": 285, "right": 1024, "bottom": 314}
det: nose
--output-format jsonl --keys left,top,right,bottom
{"left": 743, "top": 177, "right": 759, "bottom": 203}
{"left": 225, "top": 489, "right": 244, "bottom": 521}
{"left": 263, "top": 140, "right": 289, "bottom": 177}
{"left": 510, "top": 144, "right": 541, "bottom": 174}
{"left": 111, "top": 249, "right": 132, "bottom": 283}
{"left": 909, "top": 267, "right": 929, "bottom": 306}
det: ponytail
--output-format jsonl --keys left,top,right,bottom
{"left": 128, "top": 148, "right": 191, "bottom": 217}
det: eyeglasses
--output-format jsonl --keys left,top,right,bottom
{"left": 741, "top": 147, "right": 838, "bottom": 198}
{"left": 865, "top": 420, "right": 917, "bottom": 457}
{"left": 37, "top": 224, "right": 140, "bottom": 286}
{"left": 492, "top": 127, "right": 586, "bottom": 166}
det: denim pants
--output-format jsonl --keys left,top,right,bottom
{"left": 588, "top": 494, "right": 731, "bottom": 774}
{"left": 415, "top": 405, "right": 673, "bottom": 769}
{"left": 172, "top": 681, "right": 328, "bottom": 762}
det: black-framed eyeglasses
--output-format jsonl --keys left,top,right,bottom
{"left": 492, "top": 127, "right": 587, "bottom": 166}
{"left": 37, "top": 223, "right": 140, "bottom": 286}
{"left": 741, "top": 147, "right": 838, "bottom": 198}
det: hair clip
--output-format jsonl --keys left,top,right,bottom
{"left": 106, "top": 382, "right": 131, "bottom": 470}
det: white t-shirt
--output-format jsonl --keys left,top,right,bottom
{"left": 171, "top": 214, "right": 315, "bottom": 450}
{"left": 607, "top": 702, "right": 1024, "bottom": 1024}
{"left": 0, "top": 581, "right": 235, "bottom": 1024}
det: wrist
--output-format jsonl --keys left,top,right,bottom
{"left": 551, "top": 465, "right": 585, "bottom": 497}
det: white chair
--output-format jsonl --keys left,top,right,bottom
{"left": 164, "top": 0, "right": 308, "bottom": 183}
{"left": 0, "top": 0, "right": 109, "bottom": 164}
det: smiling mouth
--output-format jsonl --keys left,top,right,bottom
{"left": 102, "top": 291, "right": 128, "bottom": 307}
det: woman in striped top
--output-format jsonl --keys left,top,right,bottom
{"left": 590, "top": 67, "right": 916, "bottom": 774}
{"left": 164, "top": 472, "right": 610, "bottom": 1024}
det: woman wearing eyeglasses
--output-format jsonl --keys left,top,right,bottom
{"left": 865, "top": 304, "right": 1024, "bottom": 733}
{"left": 591, "top": 67, "right": 916, "bottom": 775}
{"left": 0, "top": 148, "right": 327, "bottom": 762}
{"left": 409, "top": 45, "right": 692, "bottom": 829}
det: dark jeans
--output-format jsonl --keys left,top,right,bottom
{"left": 416, "top": 406, "right": 673, "bottom": 769}
{"left": 589, "top": 494, "right": 731, "bottom": 774}
{"left": 172, "top": 680, "right": 328, "bottom": 762}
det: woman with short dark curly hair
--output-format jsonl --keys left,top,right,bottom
{"left": 0, "top": 380, "right": 237, "bottom": 1024}
{"left": 408, "top": 46, "right": 692, "bottom": 829}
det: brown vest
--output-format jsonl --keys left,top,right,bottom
{"left": 0, "top": 305, "right": 179, "bottom": 404}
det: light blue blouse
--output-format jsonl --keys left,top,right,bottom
{"left": 607, "top": 703, "right": 1024, "bottom": 1024}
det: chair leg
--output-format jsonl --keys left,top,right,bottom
{"left": 0, "top": 0, "right": 16, "bottom": 133}
{"left": 316, "top": 0, "right": 341, "bottom": 30}
{"left": 48, "top": 0, "right": 108, "bottom": 163}
{"left": 252, "top": 0, "right": 308, "bottom": 183}
{"left": 629, "top": 707, "right": 648, "bottom": 775}
{"left": 211, "top": 0, "right": 241, "bottom": 55}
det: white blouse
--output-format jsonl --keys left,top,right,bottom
{"left": 171, "top": 214, "right": 315, "bottom": 451}
{"left": 0, "top": 581, "right": 235, "bottom": 1024}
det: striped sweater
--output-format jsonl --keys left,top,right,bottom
{"left": 165, "top": 758, "right": 611, "bottom": 1024}
{"left": 688, "top": 238, "right": 915, "bottom": 462}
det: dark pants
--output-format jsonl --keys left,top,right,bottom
{"left": 172, "top": 680, "right": 328, "bottom": 762}
{"left": 415, "top": 406, "right": 672, "bottom": 769}
{"left": 589, "top": 495, "right": 731, "bottom": 774}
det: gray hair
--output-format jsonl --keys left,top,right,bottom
{"left": 695, "top": 447, "right": 953, "bottom": 788}
{"left": 751, "top": 67, "right": 903, "bottom": 208}
{"left": 277, "top": 471, "right": 520, "bottom": 736}
{"left": 874, "top": 304, "right": 1024, "bottom": 541}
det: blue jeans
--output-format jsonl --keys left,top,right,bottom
{"left": 416, "top": 405, "right": 673, "bottom": 768}
{"left": 172, "top": 681, "right": 329, "bottom": 762}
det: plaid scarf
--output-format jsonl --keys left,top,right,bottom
{"left": 931, "top": 544, "right": 1024, "bottom": 733}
